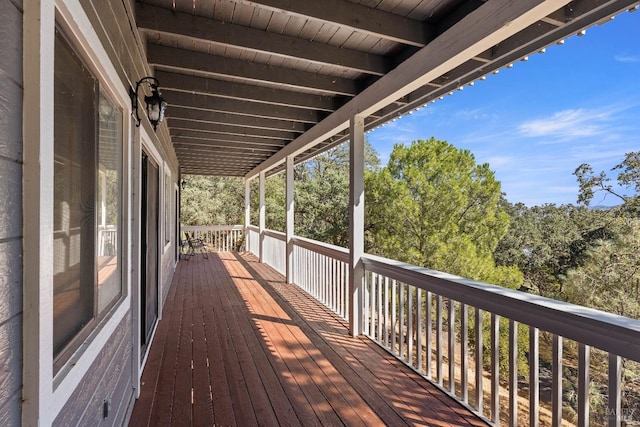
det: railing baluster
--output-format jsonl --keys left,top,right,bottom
{"left": 437, "top": 295, "right": 443, "bottom": 386}
{"left": 509, "top": 319, "right": 518, "bottom": 427}
{"left": 475, "top": 307, "right": 483, "bottom": 413}
{"left": 552, "top": 334, "right": 563, "bottom": 427}
{"left": 364, "top": 271, "right": 370, "bottom": 336}
{"left": 461, "top": 303, "right": 468, "bottom": 404}
{"left": 340, "top": 261, "right": 345, "bottom": 318}
{"left": 408, "top": 285, "right": 414, "bottom": 365}
{"left": 391, "top": 279, "right": 397, "bottom": 356}
{"left": 377, "top": 274, "right": 383, "bottom": 343}
{"left": 426, "top": 291, "right": 432, "bottom": 380}
{"left": 336, "top": 259, "right": 339, "bottom": 314}
{"left": 491, "top": 313, "right": 499, "bottom": 425}
{"left": 417, "top": 288, "right": 423, "bottom": 375}
{"left": 399, "top": 282, "right": 405, "bottom": 360}
{"left": 608, "top": 353, "right": 621, "bottom": 427}
{"left": 530, "top": 326, "right": 539, "bottom": 427}
{"left": 578, "top": 344, "right": 590, "bottom": 427}
{"left": 325, "top": 255, "right": 329, "bottom": 305}
{"left": 384, "top": 276, "right": 389, "bottom": 348}
{"left": 344, "top": 267, "right": 349, "bottom": 322}
{"left": 448, "top": 298, "right": 455, "bottom": 393}
{"left": 372, "top": 272, "right": 377, "bottom": 335}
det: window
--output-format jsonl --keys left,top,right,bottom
{"left": 165, "top": 170, "right": 172, "bottom": 246}
{"left": 53, "top": 28, "right": 122, "bottom": 371}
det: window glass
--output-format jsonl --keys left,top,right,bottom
{"left": 165, "top": 171, "right": 173, "bottom": 245}
{"left": 53, "top": 31, "right": 96, "bottom": 359}
{"left": 97, "top": 92, "right": 122, "bottom": 312}
{"left": 53, "top": 28, "right": 123, "bottom": 367}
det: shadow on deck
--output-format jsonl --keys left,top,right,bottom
{"left": 129, "top": 252, "right": 486, "bottom": 426}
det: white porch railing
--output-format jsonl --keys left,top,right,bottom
{"left": 360, "top": 255, "right": 640, "bottom": 426}
{"left": 292, "top": 236, "right": 350, "bottom": 320}
{"left": 181, "top": 225, "right": 245, "bottom": 252}
{"left": 98, "top": 225, "right": 117, "bottom": 256}
{"left": 248, "top": 227, "right": 640, "bottom": 427}
{"left": 247, "top": 225, "right": 259, "bottom": 257}
{"left": 262, "top": 229, "right": 286, "bottom": 276}
{"left": 187, "top": 225, "right": 640, "bottom": 426}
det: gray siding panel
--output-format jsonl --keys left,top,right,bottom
{"left": 0, "top": 78, "right": 23, "bottom": 162}
{"left": 0, "top": 161, "right": 23, "bottom": 239}
{"left": 53, "top": 312, "right": 133, "bottom": 427}
{"left": 0, "top": 0, "right": 22, "bottom": 425}
{"left": 103, "top": 348, "right": 136, "bottom": 426}
{"left": 0, "top": 0, "right": 22, "bottom": 85}
{"left": 0, "top": 390, "right": 21, "bottom": 427}
{"left": 0, "top": 316, "right": 22, "bottom": 409}
{"left": 0, "top": 240, "right": 22, "bottom": 323}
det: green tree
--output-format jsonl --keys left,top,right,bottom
{"left": 180, "top": 175, "right": 244, "bottom": 226}
{"left": 366, "top": 138, "right": 521, "bottom": 288}
{"left": 574, "top": 151, "right": 639, "bottom": 213}
{"left": 563, "top": 218, "right": 640, "bottom": 319}
{"left": 250, "top": 173, "right": 286, "bottom": 231}
{"left": 494, "top": 203, "right": 612, "bottom": 298}
{"left": 294, "top": 141, "right": 379, "bottom": 246}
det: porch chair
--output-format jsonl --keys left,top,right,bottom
{"left": 187, "top": 231, "right": 209, "bottom": 259}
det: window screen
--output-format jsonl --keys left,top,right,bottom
{"left": 53, "top": 28, "right": 123, "bottom": 369}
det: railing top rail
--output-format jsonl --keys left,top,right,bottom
{"left": 263, "top": 228, "right": 286, "bottom": 240}
{"left": 181, "top": 225, "right": 245, "bottom": 231}
{"left": 247, "top": 225, "right": 259, "bottom": 232}
{"left": 363, "top": 253, "right": 640, "bottom": 360}
{"left": 292, "top": 236, "right": 349, "bottom": 263}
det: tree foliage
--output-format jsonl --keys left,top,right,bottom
{"left": 366, "top": 138, "right": 522, "bottom": 288}
{"left": 563, "top": 217, "right": 640, "bottom": 319}
{"left": 180, "top": 175, "right": 244, "bottom": 226}
{"left": 494, "top": 203, "right": 613, "bottom": 298}
{"left": 574, "top": 151, "right": 640, "bottom": 212}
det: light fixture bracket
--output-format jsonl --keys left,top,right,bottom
{"left": 129, "top": 76, "right": 167, "bottom": 131}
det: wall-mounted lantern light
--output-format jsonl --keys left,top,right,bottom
{"left": 129, "top": 76, "right": 167, "bottom": 131}
{"left": 180, "top": 178, "right": 186, "bottom": 190}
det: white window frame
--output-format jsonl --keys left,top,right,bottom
{"left": 132, "top": 130, "right": 164, "bottom": 384}
{"left": 23, "top": 0, "right": 133, "bottom": 424}
{"left": 163, "top": 163, "right": 173, "bottom": 253}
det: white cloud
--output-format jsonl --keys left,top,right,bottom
{"left": 454, "top": 108, "right": 495, "bottom": 121}
{"left": 485, "top": 156, "right": 513, "bottom": 167}
{"left": 518, "top": 108, "right": 612, "bottom": 139}
{"left": 614, "top": 54, "right": 640, "bottom": 63}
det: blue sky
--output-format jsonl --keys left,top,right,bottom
{"left": 366, "top": 10, "right": 640, "bottom": 207}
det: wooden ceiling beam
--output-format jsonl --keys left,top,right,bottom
{"left": 165, "top": 89, "right": 323, "bottom": 123}
{"left": 167, "top": 118, "right": 297, "bottom": 141}
{"left": 137, "top": 3, "right": 387, "bottom": 75}
{"left": 170, "top": 131, "right": 287, "bottom": 148}
{"left": 166, "top": 106, "right": 309, "bottom": 133}
{"left": 246, "top": 0, "right": 573, "bottom": 178}
{"left": 238, "top": 0, "right": 432, "bottom": 47}
{"left": 173, "top": 141, "right": 283, "bottom": 154}
{"left": 175, "top": 145, "right": 270, "bottom": 158}
{"left": 155, "top": 70, "right": 338, "bottom": 112}
{"left": 148, "top": 44, "right": 358, "bottom": 96}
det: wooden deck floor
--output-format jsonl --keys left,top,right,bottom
{"left": 128, "top": 252, "right": 486, "bottom": 426}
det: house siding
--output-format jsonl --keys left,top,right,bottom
{"left": 44, "top": 1, "right": 178, "bottom": 425}
{"left": 53, "top": 313, "right": 133, "bottom": 426}
{"left": 0, "top": 0, "right": 23, "bottom": 424}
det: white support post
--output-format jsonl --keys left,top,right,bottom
{"left": 244, "top": 178, "right": 250, "bottom": 252}
{"left": 286, "top": 156, "right": 294, "bottom": 284}
{"left": 349, "top": 115, "right": 365, "bottom": 336}
{"left": 259, "top": 171, "right": 266, "bottom": 263}
{"left": 23, "top": 0, "right": 55, "bottom": 425}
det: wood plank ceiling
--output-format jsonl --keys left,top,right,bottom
{"left": 134, "top": 0, "right": 640, "bottom": 177}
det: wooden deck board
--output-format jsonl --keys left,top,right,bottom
{"left": 129, "top": 252, "right": 486, "bottom": 427}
